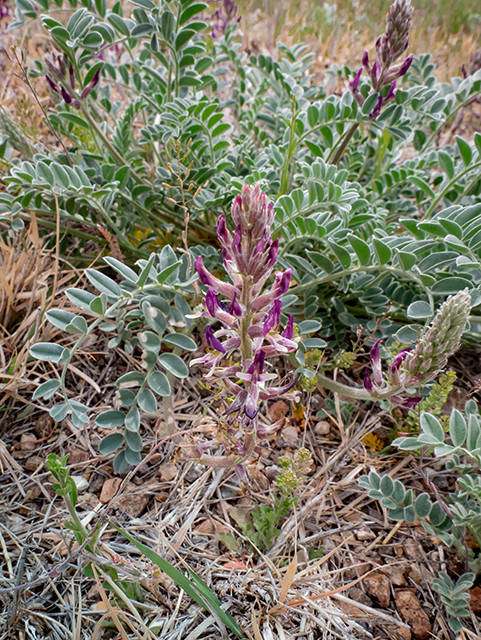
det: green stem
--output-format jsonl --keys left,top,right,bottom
{"left": 316, "top": 373, "right": 399, "bottom": 401}
{"left": 422, "top": 159, "right": 481, "bottom": 219}
{"left": 330, "top": 122, "right": 359, "bottom": 166}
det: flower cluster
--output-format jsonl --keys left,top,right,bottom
{"left": 44, "top": 53, "right": 100, "bottom": 107}
{"left": 350, "top": 0, "right": 414, "bottom": 117}
{"left": 364, "top": 289, "right": 471, "bottom": 407}
{"left": 190, "top": 184, "right": 300, "bottom": 479}
{"left": 211, "top": 0, "right": 240, "bottom": 38}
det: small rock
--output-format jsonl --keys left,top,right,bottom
{"left": 407, "top": 563, "right": 432, "bottom": 586}
{"left": 364, "top": 572, "right": 391, "bottom": 608}
{"left": 380, "top": 623, "right": 412, "bottom": 640}
{"left": 403, "top": 540, "right": 423, "bottom": 560}
{"left": 247, "top": 465, "right": 269, "bottom": 491}
{"left": 280, "top": 426, "right": 298, "bottom": 447}
{"left": 99, "top": 478, "right": 122, "bottom": 503}
{"left": 348, "top": 587, "right": 373, "bottom": 607}
{"left": 67, "top": 446, "right": 89, "bottom": 465}
{"left": 158, "top": 462, "right": 178, "bottom": 481}
{"left": 20, "top": 433, "right": 38, "bottom": 451}
{"left": 34, "top": 414, "right": 53, "bottom": 437}
{"left": 314, "top": 421, "right": 330, "bottom": 435}
{"left": 469, "top": 586, "right": 481, "bottom": 614}
{"left": 382, "top": 563, "right": 407, "bottom": 587}
{"left": 356, "top": 526, "right": 376, "bottom": 541}
{"left": 117, "top": 486, "right": 150, "bottom": 517}
{"left": 268, "top": 400, "right": 289, "bottom": 422}
{"left": 394, "top": 589, "right": 432, "bottom": 640}
{"left": 24, "top": 455, "right": 43, "bottom": 472}
{"left": 72, "top": 475, "right": 89, "bottom": 493}
{"left": 265, "top": 465, "right": 281, "bottom": 482}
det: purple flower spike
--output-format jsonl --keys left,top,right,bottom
{"left": 206, "top": 326, "right": 225, "bottom": 353}
{"left": 370, "top": 339, "right": 383, "bottom": 386}
{"left": 205, "top": 289, "right": 219, "bottom": 317}
{"left": 363, "top": 368, "right": 373, "bottom": 391}
{"left": 283, "top": 315, "right": 294, "bottom": 340}
{"left": 263, "top": 299, "right": 282, "bottom": 336}
{"left": 228, "top": 293, "right": 242, "bottom": 317}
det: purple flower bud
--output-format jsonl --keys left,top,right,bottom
{"left": 372, "top": 60, "right": 382, "bottom": 82}
{"left": 282, "top": 315, "right": 294, "bottom": 340}
{"left": 217, "top": 214, "right": 230, "bottom": 248}
{"left": 390, "top": 348, "right": 411, "bottom": 373}
{"left": 362, "top": 50, "right": 370, "bottom": 69}
{"left": 248, "top": 350, "right": 265, "bottom": 376}
{"left": 241, "top": 183, "right": 251, "bottom": 213}
{"left": 370, "top": 339, "right": 383, "bottom": 386}
{"left": 369, "top": 95, "right": 383, "bottom": 119}
{"left": 349, "top": 68, "right": 362, "bottom": 92}
{"left": 252, "top": 269, "right": 292, "bottom": 311}
{"left": 69, "top": 65, "right": 75, "bottom": 90}
{"left": 397, "top": 54, "right": 413, "bottom": 78}
{"left": 195, "top": 255, "right": 239, "bottom": 299}
{"left": 253, "top": 236, "right": 265, "bottom": 256}
{"left": 228, "top": 293, "right": 242, "bottom": 317}
{"left": 60, "top": 87, "right": 72, "bottom": 104}
{"left": 205, "top": 289, "right": 219, "bottom": 317}
{"left": 80, "top": 69, "right": 101, "bottom": 100}
{"left": 206, "top": 325, "right": 225, "bottom": 353}
{"left": 232, "top": 224, "right": 242, "bottom": 254}
{"left": 265, "top": 238, "right": 278, "bottom": 269}
{"left": 363, "top": 368, "right": 373, "bottom": 391}
{"left": 385, "top": 80, "right": 396, "bottom": 101}
{"left": 231, "top": 194, "right": 242, "bottom": 225}
{"left": 45, "top": 74, "right": 61, "bottom": 95}
{"left": 391, "top": 396, "right": 422, "bottom": 409}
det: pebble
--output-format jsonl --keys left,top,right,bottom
{"left": 71, "top": 475, "right": 89, "bottom": 492}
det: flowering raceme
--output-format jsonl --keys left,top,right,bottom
{"left": 363, "top": 289, "right": 471, "bottom": 407}
{"left": 190, "top": 184, "right": 300, "bottom": 479}
{"left": 350, "top": 0, "right": 414, "bottom": 117}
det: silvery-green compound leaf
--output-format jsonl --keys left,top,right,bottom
{"left": 158, "top": 352, "right": 189, "bottom": 378}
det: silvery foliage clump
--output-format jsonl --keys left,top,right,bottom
{"left": 360, "top": 399, "right": 481, "bottom": 631}
{"left": 30, "top": 248, "right": 197, "bottom": 473}
{"left": 0, "top": 0, "right": 481, "bottom": 350}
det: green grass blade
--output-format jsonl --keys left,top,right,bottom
{"left": 113, "top": 524, "right": 244, "bottom": 638}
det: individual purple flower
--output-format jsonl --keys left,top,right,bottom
{"left": 228, "top": 294, "right": 242, "bottom": 317}
{"left": 204, "top": 289, "right": 219, "bottom": 317}
{"left": 205, "top": 326, "right": 225, "bottom": 353}
{"left": 363, "top": 368, "right": 373, "bottom": 391}
{"left": 80, "top": 69, "right": 101, "bottom": 100}
{"left": 46, "top": 75, "right": 61, "bottom": 95}
{"left": 283, "top": 315, "right": 294, "bottom": 340}
{"left": 390, "top": 395, "right": 422, "bottom": 409}
{"left": 60, "top": 86, "right": 73, "bottom": 104}
{"left": 263, "top": 300, "right": 282, "bottom": 336}
{"left": 370, "top": 339, "right": 383, "bottom": 386}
